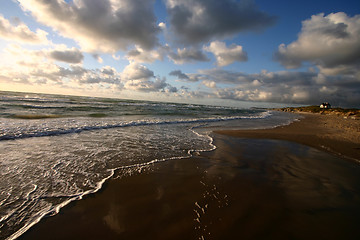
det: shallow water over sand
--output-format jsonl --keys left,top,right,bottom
{"left": 0, "top": 91, "right": 298, "bottom": 239}
{"left": 19, "top": 135, "right": 360, "bottom": 240}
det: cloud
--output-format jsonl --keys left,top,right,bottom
{"left": 204, "top": 41, "right": 248, "bottom": 66}
{"left": 169, "top": 70, "right": 190, "bottom": 80}
{"left": 17, "top": 0, "right": 161, "bottom": 53}
{"left": 198, "top": 68, "right": 251, "bottom": 84}
{"left": 1, "top": 44, "right": 178, "bottom": 93}
{"left": 0, "top": 44, "right": 183, "bottom": 95}
{"left": 169, "top": 70, "right": 201, "bottom": 82}
{"left": 92, "top": 54, "right": 103, "bottom": 63}
{"left": 124, "top": 77, "right": 169, "bottom": 92}
{"left": 202, "top": 80, "right": 216, "bottom": 88}
{"left": 101, "top": 66, "right": 116, "bottom": 76}
{"left": 165, "top": 0, "right": 277, "bottom": 45}
{"left": 188, "top": 68, "right": 360, "bottom": 107}
{"left": 2, "top": 43, "right": 84, "bottom": 64}
{"left": 0, "top": 44, "right": 119, "bottom": 86}
{"left": 168, "top": 47, "right": 209, "bottom": 64}
{"left": 215, "top": 82, "right": 359, "bottom": 105}
{"left": 122, "top": 62, "right": 177, "bottom": 92}
{"left": 0, "top": 14, "right": 48, "bottom": 44}
{"left": 274, "top": 12, "right": 360, "bottom": 76}
{"left": 166, "top": 85, "right": 178, "bottom": 93}
{"left": 122, "top": 62, "right": 155, "bottom": 80}
{"left": 49, "top": 47, "right": 84, "bottom": 64}
{"left": 125, "top": 45, "right": 169, "bottom": 63}
{"left": 199, "top": 68, "right": 318, "bottom": 87}
{"left": 1, "top": 44, "right": 85, "bottom": 67}
{"left": 75, "top": 66, "right": 122, "bottom": 85}
{"left": 4, "top": 61, "right": 121, "bottom": 86}
{"left": 158, "top": 22, "right": 166, "bottom": 30}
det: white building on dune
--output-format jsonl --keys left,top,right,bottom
{"left": 320, "top": 102, "right": 331, "bottom": 109}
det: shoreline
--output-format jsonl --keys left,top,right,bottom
{"left": 216, "top": 112, "right": 360, "bottom": 162}
{"left": 18, "top": 113, "right": 360, "bottom": 240}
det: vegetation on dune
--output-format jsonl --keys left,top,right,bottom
{"left": 275, "top": 106, "right": 360, "bottom": 119}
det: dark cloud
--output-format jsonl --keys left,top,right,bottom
{"left": 18, "top": 0, "right": 161, "bottom": 52}
{"left": 125, "top": 45, "right": 169, "bottom": 63}
{"left": 167, "top": 85, "right": 178, "bottom": 93}
{"left": 49, "top": 48, "right": 84, "bottom": 64}
{"left": 215, "top": 83, "right": 360, "bottom": 107}
{"left": 192, "top": 68, "right": 360, "bottom": 107}
{"left": 168, "top": 47, "right": 210, "bottom": 64}
{"left": 92, "top": 54, "right": 103, "bottom": 63}
{"left": 101, "top": 66, "right": 115, "bottom": 76}
{"left": 169, "top": 70, "right": 201, "bottom": 82}
{"left": 165, "top": 0, "right": 277, "bottom": 45}
{"left": 169, "top": 70, "right": 190, "bottom": 80}
{"left": 62, "top": 65, "right": 88, "bottom": 77}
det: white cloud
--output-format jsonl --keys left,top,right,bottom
{"left": 17, "top": 0, "right": 160, "bottom": 53}
{"left": 0, "top": 15, "right": 48, "bottom": 44}
{"left": 165, "top": 0, "right": 276, "bottom": 45}
{"left": 2, "top": 43, "right": 84, "bottom": 64}
{"left": 275, "top": 12, "right": 360, "bottom": 76}
{"left": 204, "top": 41, "right": 248, "bottom": 67}
{"left": 0, "top": 43, "right": 184, "bottom": 96}
{"left": 122, "top": 62, "right": 155, "bottom": 80}
{"left": 0, "top": 44, "right": 179, "bottom": 94}
{"left": 0, "top": 44, "right": 118, "bottom": 87}
{"left": 125, "top": 45, "right": 168, "bottom": 63}
{"left": 158, "top": 22, "right": 166, "bottom": 30}
{"left": 202, "top": 80, "right": 216, "bottom": 88}
{"left": 252, "top": 79, "right": 262, "bottom": 86}
{"left": 122, "top": 62, "right": 177, "bottom": 92}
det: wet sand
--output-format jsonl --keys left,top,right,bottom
{"left": 20, "top": 114, "right": 360, "bottom": 240}
{"left": 216, "top": 113, "right": 360, "bottom": 162}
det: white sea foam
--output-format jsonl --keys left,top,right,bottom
{"left": 0, "top": 111, "right": 272, "bottom": 141}
{"left": 0, "top": 92, "right": 295, "bottom": 240}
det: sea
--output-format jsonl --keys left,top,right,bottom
{"left": 0, "top": 91, "right": 298, "bottom": 239}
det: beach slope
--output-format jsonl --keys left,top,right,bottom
{"left": 19, "top": 113, "right": 360, "bottom": 240}
{"left": 216, "top": 113, "right": 360, "bottom": 162}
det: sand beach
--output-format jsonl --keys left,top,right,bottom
{"left": 216, "top": 113, "right": 360, "bottom": 162}
{"left": 2, "top": 0, "right": 360, "bottom": 239}
{"left": 19, "top": 112, "right": 360, "bottom": 240}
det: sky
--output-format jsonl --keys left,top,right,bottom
{"left": 0, "top": 0, "right": 359, "bottom": 108}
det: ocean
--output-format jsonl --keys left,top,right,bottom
{"left": 0, "top": 91, "right": 297, "bottom": 239}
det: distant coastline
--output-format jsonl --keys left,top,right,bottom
{"left": 216, "top": 109, "right": 360, "bottom": 162}
{"left": 274, "top": 105, "right": 360, "bottom": 119}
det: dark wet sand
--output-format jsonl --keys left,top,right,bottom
{"left": 20, "top": 115, "right": 360, "bottom": 240}
{"left": 216, "top": 113, "right": 360, "bottom": 162}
